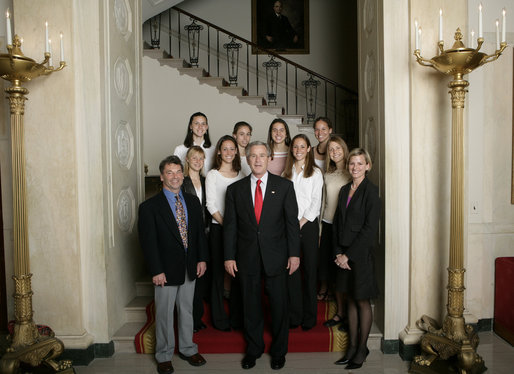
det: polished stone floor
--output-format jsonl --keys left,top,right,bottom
{"left": 75, "top": 332, "right": 513, "bottom": 374}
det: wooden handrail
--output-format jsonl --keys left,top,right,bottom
{"left": 173, "top": 6, "right": 357, "bottom": 96}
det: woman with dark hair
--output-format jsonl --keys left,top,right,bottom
{"left": 266, "top": 118, "right": 291, "bottom": 176}
{"left": 174, "top": 112, "right": 216, "bottom": 172}
{"left": 318, "top": 136, "right": 351, "bottom": 330}
{"left": 181, "top": 146, "right": 210, "bottom": 332}
{"left": 333, "top": 148, "right": 380, "bottom": 370}
{"left": 232, "top": 121, "right": 253, "bottom": 176}
{"left": 312, "top": 117, "right": 334, "bottom": 172}
{"left": 283, "top": 134, "right": 323, "bottom": 330}
{"left": 205, "top": 135, "right": 244, "bottom": 331}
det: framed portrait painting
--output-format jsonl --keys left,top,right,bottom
{"left": 252, "top": 0, "right": 309, "bottom": 54}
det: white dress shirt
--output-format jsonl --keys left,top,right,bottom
{"left": 290, "top": 165, "right": 323, "bottom": 221}
{"left": 250, "top": 172, "right": 269, "bottom": 205}
{"left": 173, "top": 141, "right": 216, "bottom": 173}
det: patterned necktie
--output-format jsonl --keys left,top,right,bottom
{"left": 175, "top": 194, "right": 188, "bottom": 248}
{"left": 255, "top": 179, "right": 263, "bottom": 224}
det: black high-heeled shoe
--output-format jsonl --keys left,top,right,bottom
{"left": 345, "top": 348, "right": 369, "bottom": 370}
{"left": 334, "top": 346, "right": 356, "bottom": 365}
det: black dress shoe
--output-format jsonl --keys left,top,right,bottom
{"left": 323, "top": 314, "right": 343, "bottom": 327}
{"left": 344, "top": 348, "right": 369, "bottom": 370}
{"left": 157, "top": 361, "right": 174, "bottom": 374}
{"left": 270, "top": 356, "right": 285, "bottom": 370}
{"left": 334, "top": 355, "right": 352, "bottom": 365}
{"left": 289, "top": 323, "right": 300, "bottom": 329}
{"left": 301, "top": 324, "right": 314, "bottom": 331}
{"left": 193, "top": 322, "right": 207, "bottom": 333}
{"left": 241, "top": 354, "right": 257, "bottom": 369}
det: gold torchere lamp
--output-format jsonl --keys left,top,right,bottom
{"left": 409, "top": 13, "right": 507, "bottom": 374}
{"left": 0, "top": 28, "right": 73, "bottom": 374}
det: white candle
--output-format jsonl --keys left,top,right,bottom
{"left": 415, "top": 19, "right": 419, "bottom": 50}
{"left": 502, "top": 8, "right": 506, "bottom": 43}
{"left": 496, "top": 19, "right": 500, "bottom": 49}
{"left": 439, "top": 9, "right": 443, "bottom": 41}
{"left": 6, "top": 9, "right": 12, "bottom": 46}
{"left": 45, "top": 21, "right": 49, "bottom": 53}
{"left": 48, "top": 38, "right": 52, "bottom": 66}
{"left": 418, "top": 27, "right": 422, "bottom": 51}
{"left": 60, "top": 32, "right": 64, "bottom": 61}
{"left": 471, "top": 30, "right": 475, "bottom": 48}
{"left": 479, "top": 4, "right": 483, "bottom": 38}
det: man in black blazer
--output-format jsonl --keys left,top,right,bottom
{"left": 138, "top": 155, "right": 208, "bottom": 374}
{"left": 224, "top": 141, "right": 300, "bottom": 370}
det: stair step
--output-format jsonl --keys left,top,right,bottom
{"left": 280, "top": 114, "right": 304, "bottom": 127}
{"left": 136, "top": 279, "right": 153, "bottom": 297}
{"left": 238, "top": 95, "right": 265, "bottom": 106}
{"left": 198, "top": 76, "right": 227, "bottom": 87}
{"left": 125, "top": 296, "right": 153, "bottom": 322}
{"left": 143, "top": 48, "right": 165, "bottom": 59}
{"left": 158, "top": 58, "right": 188, "bottom": 69}
{"left": 218, "top": 86, "right": 245, "bottom": 96}
{"left": 113, "top": 322, "right": 144, "bottom": 353}
{"left": 258, "top": 105, "right": 284, "bottom": 115}
{"left": 177, "top": 67, "right": 208, "bottom": 78}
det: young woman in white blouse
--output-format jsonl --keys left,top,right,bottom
{"left": 232, "top": 121, "right": 253, "bottom": 176}
{"left": 318, "top": 136, "right": 351, "bottom": 332}
{"left": 312, "top": 116, "right": 334, "bottom": 172}
{"left": 174, "top": 112, "right": 216, "bottom": 172}
{"left": 206, "top": 135, "right": 244, "bottom": 331}
{"left": 282, "top": 134, "right": 323, "bottom": 330}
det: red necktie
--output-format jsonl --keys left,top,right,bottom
{"left": 255, "top": 179, "right": 263, "bottom": 224}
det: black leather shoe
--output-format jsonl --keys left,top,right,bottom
{"left": 270, "top": 356, "right": 285, "bottom": 370}
{"left": 323, "top": 314, "right": 343, "bottom": 327}
{"left": 301, "top": 324, "right": 314, "bottom": 331}
{"left": 242, "top": 354, "right": 257, "bottom": 369}
{"left": 344, "top": 348, "right": 369, "bottom": 370}
{"left": 193, "top": 322, "right": 207, "bottom": 333}
{"left": 334, "top": 355, "right": 352, "bottom": 365}
{"left": 157, "top": 361, "right": 174, "bottom": 374}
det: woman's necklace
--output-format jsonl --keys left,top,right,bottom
{"left": 350, "top": 183, "right": 357, "bottom": 190}
{"left": 316, "top": 143, "right": 326, "bottom": 156}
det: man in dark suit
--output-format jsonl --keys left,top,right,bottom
{"left": 224, "top": 141, "right": 300, "bottom": 370}
{"left": 138, "top": 155, "right": 208, "bottom": 374}
{"left": 263, "top": 0, "right": 299, "bottom": 49}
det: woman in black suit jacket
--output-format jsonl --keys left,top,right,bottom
{"left": 181, "top": 146, "right": 210, "bottom": 332}
{"left": 332, "top": 148, "right": 380, "bottom": 370}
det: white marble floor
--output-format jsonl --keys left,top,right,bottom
{"left": 75, "top": 332, "right": 513, "bottom": 374}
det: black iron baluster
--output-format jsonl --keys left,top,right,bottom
{"left": 324, "top": 81, "right": 328, "bottom": 117}
{"left": 168, "top": 9, "right": 171, "bottom": 56}
{"left": 207, "top": 26, "right": 210, "bottom": 74}
{"left": 178, "top": 10, "right": 181, "bottom": 59}
{"left": 334, "top": 86, "right": 337, "bottom": 127}
{"left": 256, "top": 52, "right": 259, "bottom": 96}
{"left": 295, "top": 67, "right": 298, "bottom": 115}
{"left": 285, "top": 63, "right": 288, "bottom": 114}
{"left": 246, "top": 45, "right": 249, "bottom": 94}
{"left": 216, "top": 31, "right": 219, "bottom": 77}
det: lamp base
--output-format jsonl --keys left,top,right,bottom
{"left": 410, "top": 357, "right": 486, "bottom": 374}
{"left": 0, "top": 335, "right": 73, "bottom": 374}
{"left": 410, "top": 329, "right": 485, "bottom": 374}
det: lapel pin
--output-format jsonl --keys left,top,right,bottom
{"left": 271, "top": 190, "right": 276, "bottom": 194}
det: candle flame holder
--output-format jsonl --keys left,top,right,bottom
{"left": 0, "top": 35, "right": 72, "bottom": 373}
{"left": 409, "top": 29, "right": 506, "bottom": 374}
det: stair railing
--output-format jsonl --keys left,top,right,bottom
{"left": 143, "top": 6, "right": 358, "bottom": 139}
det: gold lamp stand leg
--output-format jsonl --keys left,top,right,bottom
{"left": 0, "top": 81, "right": 73, "bottom": 374}
{"left": 410, "top": 29, "right": 506, "bottom": 374}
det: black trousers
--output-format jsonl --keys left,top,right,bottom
{"left": 240, "top": 266, "right": 289, "bottom": 358}
{"left": 318, "top": 221, "right": 336, "bottom": 283}
{"left": 209, "top": 223, "right": 242, "bottom": 330}
{"left": 288, "top": 219, "right": 319, "bottom": 328}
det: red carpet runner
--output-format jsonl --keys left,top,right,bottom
{"left": 135, "top": 299, "right": 348, "bottom": 354}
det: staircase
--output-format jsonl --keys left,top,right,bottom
{"left": 143, "top": 48, "right": 302, "bottom": 125}
{"left": 112, "top": 278, "right": 153, "bottom": 353}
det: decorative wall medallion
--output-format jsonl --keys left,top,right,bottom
{"left": 364, "top": 117, "right": 377, "bottom": 162}
{"left": 114, "top": 57, "right": 133, "bottom": 105}
{"left": 364, "top": 51, "right": 376, "bottom": 103}
{"left": 363, "top": 0, "right": 375, "bottom": 36}
{"left": 117, "top": 187, "right": 135, "bottom": 232}
{"left": 115, "top": 121, "right": 134, "bottom": 170}
{"left": 114, "top": 0, "right": 132, "bottom": 40}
